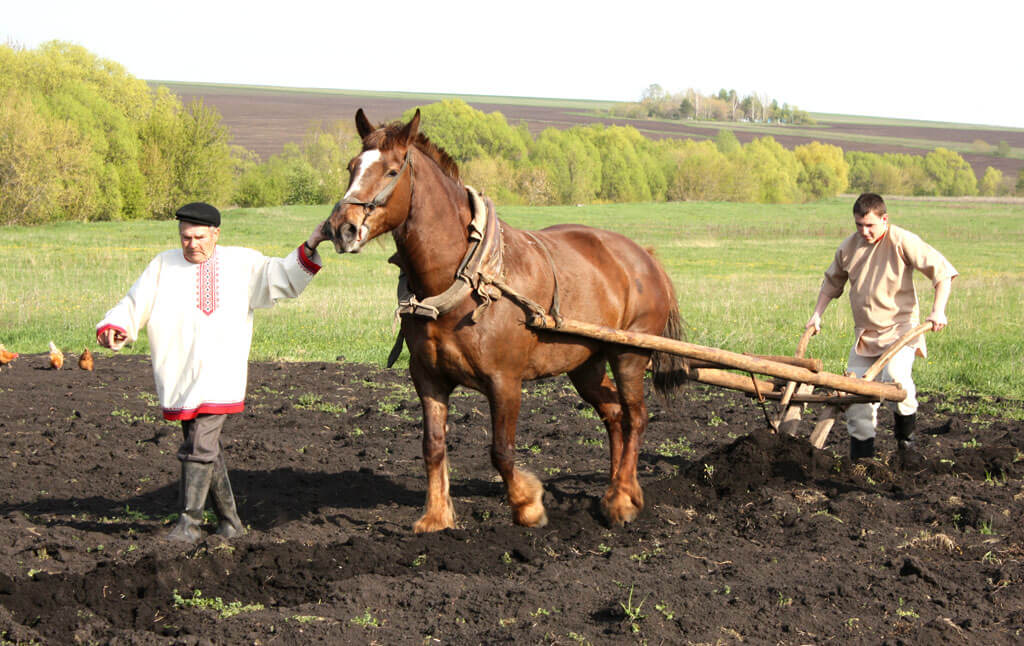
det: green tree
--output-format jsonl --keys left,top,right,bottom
{"left": 922, "top": 148, "right": 977, "bottom": 196}
{"left": 742, "top": 136, "right": 803, "bottom": 203}
{"left": 0, "top": 88, "right": 96, "bottom": 224}
{"left": 528, "top": 128, "right": 602, "bottom": 204}
{"left": 979, "top": 167, "right": 1004, "bottom": 196}
{"left": 461, "top": 155, "right": 518, "bottom": 204}
{"left": 678, "top": 97, "right": 695, "bottom": 119}
{"left": 714, "top": 129, "right": 742, "bottom": 155}
{"left": 794, "top": 142, "right": 848, "bottom": 199}
{"left": 1, "top": 41, "right": 240, "bottom": 221}
{"left": 665, "top": 140, "right": 731, "bottom": 201}
{"left": 403, "top": 100, "right": 526, "bottom": 164}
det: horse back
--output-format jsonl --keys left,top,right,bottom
{"left": 514, "top": 222, "right": 675, "bottom": 332}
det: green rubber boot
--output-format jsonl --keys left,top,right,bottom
{"left": 209, "top": 455, "right": 245, "bottom": 538}
{"left": 166, "top": 461, "right": 214, "bottom": 542}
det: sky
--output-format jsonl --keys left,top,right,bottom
{"left": 5, "top": 0, "right": 1023, "bottom": 129}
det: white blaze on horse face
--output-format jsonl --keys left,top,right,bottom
{"left": 344, "top": 149, "right": 382, "bottom": 202}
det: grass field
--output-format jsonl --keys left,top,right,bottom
{"left": 2, "top": 198, "right": 1021, "bottom": 411}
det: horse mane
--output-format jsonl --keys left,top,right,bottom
{"left": 366, "top": 121, "right": 461, "bottom": 182}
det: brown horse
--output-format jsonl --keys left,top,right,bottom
{"left": 326, "top": 109, "right": 688, "bottom": 533}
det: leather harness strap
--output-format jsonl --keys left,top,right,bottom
{"left": 386, "top": 186, "right": 564, "bottom": 367}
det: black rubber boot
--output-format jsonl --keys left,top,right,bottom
{"left": 166, "top": 461, "right": 214, "bottom": 542}
{"left": 850, "top": 436, "right": 875, "bottom": 460}
{"left": 894, "top": 413, "right": 916, "bottom": 451}
{"left": 208, "top": 455, "right": 245, "bottom": 538}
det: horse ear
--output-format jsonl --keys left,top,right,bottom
{"left": 400, "top": 109, "right": 421, "bottom": 145}
{"left": 355, "top": 109, "right": 374, "bottom": 139}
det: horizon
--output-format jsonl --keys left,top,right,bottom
{"left": 4, "top": 0, "right": 1024, "bottom": 130}
{"left": 148, "top": 80, "right": 1024, "bottom": 132}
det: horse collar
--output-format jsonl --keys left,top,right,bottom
{"left": 392, "top": 186, "right": 503, "bottom": 322}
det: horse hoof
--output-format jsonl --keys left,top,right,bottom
{"left": 601, "top": 493, "right": 641, "bottom": 526}
{"left": 515, "top": 505, "right": 548, "bottom": 528}
{"left": 413, "top": 511, "right": 456, "bottom": 534}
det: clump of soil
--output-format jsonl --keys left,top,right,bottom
{"left": 1, "top": 354, "right": 1021, "bottom": 643}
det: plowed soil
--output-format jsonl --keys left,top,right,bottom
{"left": 1, "top": 354, "right": 1022, "bottom": 644}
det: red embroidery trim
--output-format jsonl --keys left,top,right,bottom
{"left": 196, "top": 255, "right": 219, "bottom": 315}
{"left": 162, "top": 401, "right": 245, "bottom": 421}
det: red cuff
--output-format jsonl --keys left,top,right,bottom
{"left": 298, "top": 244, "right": 322, "bottom": 275}
{"left": 96, "top": 324, "right": 127, "bottom": 344}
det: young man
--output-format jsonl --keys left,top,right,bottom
{"left": 97, "top": 202, "right": 331, "bottom": 542}
{"left": 806, "top": 193, "right": 957, "bottom": 460}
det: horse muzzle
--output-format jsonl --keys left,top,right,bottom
{"left": 333, "top": 220, "right": 370, "bottom": 254}
{"left": 326, "top": 203, "right": 370, "bottom": 254}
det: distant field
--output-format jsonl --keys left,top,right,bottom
{"left": 158, "top": 82, "right": 1024, "bottom": 181}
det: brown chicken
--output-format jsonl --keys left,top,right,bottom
{"left": 78, "top": 348, "right": 94, "bottom": 371}
{"left": 0, "top": 344, "right": 18, "bottom": 368}
{"left": 48, "top": 341, "right": 64, "bottom": 370}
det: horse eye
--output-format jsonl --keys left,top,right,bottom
{"left": 386, "top": 169, "right": 399, "bottom": 177}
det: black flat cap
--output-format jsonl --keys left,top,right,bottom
{"left": 175, "top": 202, "right": 221, "bottom": 227}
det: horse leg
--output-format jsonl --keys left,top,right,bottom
{"left": 568, "top": 355, "right": 624, "bottom": 480}
{"left": 488, "top": 376, "right": 547, "bottom": 528}
{"left": 410, "top": 360, "right": 456, "bottom": 533}
{"left": 602, "top": 351, "right": 651, "bottom": 525}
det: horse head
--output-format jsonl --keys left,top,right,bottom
{"left": 326, "top": 109, "right": 419, "bottom": 253}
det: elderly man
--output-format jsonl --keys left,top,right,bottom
{"left": 807, "top": 193, "right": 956, "bottom": 460}
{"left": 97, "top": 202, "right": 329, "bottom": 542}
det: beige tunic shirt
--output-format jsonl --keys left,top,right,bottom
{"left": 821, "top": 224, "right": 957, "bottom": 357}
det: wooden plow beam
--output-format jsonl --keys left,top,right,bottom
{"left": 808, "top": 322, "right": 932, "bottom": 448}
{"left": 528, "top": 315, "right": 907, "bottom": 401}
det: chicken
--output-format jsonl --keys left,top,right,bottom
{"left": 0, "top": 344, "right": 18, "bottom": 368}
{"left": 48, "top": 341, "right": 64, "bottom": 370}
{"left": 78, "top": 348, "right": 94, "bottom": 371}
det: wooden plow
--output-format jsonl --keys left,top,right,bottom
{"left": 528, "top": 314, "right": 931, "bottom": 449}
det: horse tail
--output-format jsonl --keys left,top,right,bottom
{"left": 651, "top": 283, "right": 690, "bottom": 399}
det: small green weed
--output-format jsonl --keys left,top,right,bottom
{"left": 655, "top": 602, "right": 675, "bottom": 620}
{"left": 619, "top": 585, "right": 647, "bottom": 634}
{"left": 172, "top": 589, "right": 264, "bottom": 618}
{"left": 350, "top": 609, "right": 380, "bottom": 628}
{"left": 295, "top": 393, "right": 346, "bottom": 413}
{"left": 111, "top": 408, "right": 156, "bottom": 425}
{"left": 656, "top": 437, "right": 694, "bottom": 458}
{"left": 896, "top": 598, "right": 919, "bottom": 619}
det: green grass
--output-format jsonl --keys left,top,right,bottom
{"left": 2, "top": 198, "right": 1021, "bottom": 405}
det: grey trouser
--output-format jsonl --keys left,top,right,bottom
{"left": 844, "top": 345, "right": 918, "bottom": 441}
{"left": 178, "top": 414, "right": 227, "bottom": 463}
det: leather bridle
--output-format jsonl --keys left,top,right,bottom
{"left": 336, "top": 147, "right": 413, "bottom": 217}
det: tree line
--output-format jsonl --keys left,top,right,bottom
{"left": 1, "top": 43, "right": 1018, "bottom": 225}
{"left": 609, "top": 84, "right": 816, "bottom": 125}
